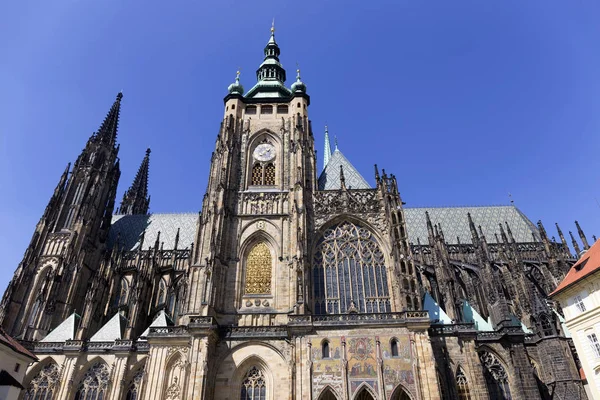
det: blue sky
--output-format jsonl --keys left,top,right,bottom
{"left": 1, "top": 1, "right": 599, "bottom": 294}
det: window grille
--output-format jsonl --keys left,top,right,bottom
{"left": 245, "top": 243, "right": 272, "bottom": 294}
{"left": 264, "top": 164, "right": 275, "bottom": 185}
{"left": 251, "top": 164, "right": 263, "bottom": 186}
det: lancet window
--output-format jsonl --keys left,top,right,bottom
{"left": 74, "top": 362, "right": 110, "bottom": 400}
{"left": 479, "top": 351, "right": 512, "bottom": 400}
{"left": 240, "top": 366, "right": 266, "bottom": 400}
{"left": 456, "top": 368, "right": 472, "bottom": 400}
{"left": 23, "top": 362, "right": 60, "bottom": 400}
{"left": 125, "top": 369, "right": 144, "bottom": 400}
{"left": 245, "top": 242, "right": 272, "bottom": 294}
{"left": 312, "top": 221, "right": 391, "bottom": 314}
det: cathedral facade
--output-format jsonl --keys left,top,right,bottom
{"left": 0, "top": 27, "right": 591, "bottom": 400}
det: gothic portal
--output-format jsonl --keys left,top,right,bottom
{"left": 1, "top": 25, "right": 589, "bottom": 400}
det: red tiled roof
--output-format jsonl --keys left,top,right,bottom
{"left": 0, "top": 328, "right": 37, "bottom": 361}
{"left": 551, "top": 239, "right": 600, "bottom": 297}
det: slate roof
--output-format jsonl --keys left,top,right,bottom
{"left": 318, "top": 149, "right": 371, "bottom": 190}
{"left": 551, "top": 238, "right": 600, "bottom": 296}
{"left": 108, "top": 213, "right": 198, "bottom": 251}
{"left": 403, "top": 205, "right": 541, "bottom": 245}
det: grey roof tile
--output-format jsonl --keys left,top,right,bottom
{"left": 109, "top": 213, "right": 198, "bottom": 251}
{"left": 403, "top": 205, "right": 540, "bottom": 245}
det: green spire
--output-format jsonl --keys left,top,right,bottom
{"left": 323, "top": 125, "right": 332, "bottom": 171}
{"left": 245, "top": 22, "right": 291, "bottom": 99}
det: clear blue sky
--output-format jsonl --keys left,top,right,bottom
{"left": 1, "top": 1, "right": 599, "bottom": 294}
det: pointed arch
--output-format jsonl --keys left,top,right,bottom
{"left": 312, "top": 219, "right": 391, "bottom": 314}
{"left": 478, "top": 350, "right": 512, "bottom": 400}
{"left": 125, "top": 368, "right": 145, "bottom": 400}
{"left": 317, "top": 385, "right": 341, "bottom": 400}
{"left": 23, "top": 359, "right": 60, "bottom": 400}
{"left": 353, "top": 383, "right": 377, "bottom": 400}
{"left": 73, "top": 361, "right": 110, "bottom": 400}
{"left": 157, "top": 278, "right": 167, "bottom": 306}
{"left": 244, "top": 242, "right": 273, "bottom": 295}
{"left": 455, "top": 366, "right": 471, "bottom": 400}
{"left": 390, "top": 384, "right": 413, "bottom": 400}
{"left": 162, "top": 350, "right": 187, "bottom": 400}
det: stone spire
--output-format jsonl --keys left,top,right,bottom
{"left": 323, "top": 126, "right": 332, "bottom": 171}
{"left": 93, "top": 92, "right": 123, "bottom": 146}
{"left": 556, "top": 223, "right": 569, "bottom": 251}
{"left": 570, "top": 231, "right": 582, "bottom": 255}
{"left": 575, "top": 221, "right": 590, "bottom": 250}
{"left": 117, "top": 148, "right": 151, "bottom": 215}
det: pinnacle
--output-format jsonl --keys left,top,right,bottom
{"left": 94, "top": 92, "right": 123, "bottom": 146}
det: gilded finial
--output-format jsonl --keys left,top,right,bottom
{"left": 271, "top": 18, "right": 275, "bottom": 33}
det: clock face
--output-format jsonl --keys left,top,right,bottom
{"left": 253, "top": 143, "right": 275, "bottom": 162}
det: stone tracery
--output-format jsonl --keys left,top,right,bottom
{"left": 312, "top": 220, "right": 391, "bottom": 314}
{"left": 24, "top": 362, "right": 60, "bottom": 400}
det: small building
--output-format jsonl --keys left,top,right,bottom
{"left": 0, "top": 328, "right": 37, "bottom": 399}
{"left": 551, "top": 240, "right": 600, "bottom": 399}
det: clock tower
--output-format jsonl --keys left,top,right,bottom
{"left": 185, "top": 24, "right": 315, "bottom": 326}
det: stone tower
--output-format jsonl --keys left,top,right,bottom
{"left": 0, "top": 93, "right": 122, "bottom": 340}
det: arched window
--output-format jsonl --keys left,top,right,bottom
{"left": 264, "top": 163, "right": 275, "bottom": 185}
{"left": 240, "top": 366, "right": 266, "bottom": 400}
{"left": 158, "top": 278, "right": 167, "bottom": 306}
{"left": 113, "top": 278, "right": 129, "bottom": 309}
{"left": 125, "top": 369, "right": 144, "bottom": 400}
{"left": 391, "top": 339, "right": 399, "bottom": 357}
{"left": 28, "top": 298, "right": 42, "bottom": 328}
{"left": 322, "top": 341, "right": 330, "bottom": 358}
{"left": 406, "top": 296, "right": 413, "bottom": 311}
{"left": 245, "top": 242, "right": 272, "bottom": 294}
{"left": 167, "top": 291, "right": 177, "bottom": 318}
{"left": 479, "top": 351, "right": 512, "bottom": 400}
{"left": 74, "top": 362, "right": 110, "bottom": 400}
{"left": 24, "top": 362, "right": 60, "bottom": 400}
{"left": 312, "top": 221, "right": 390, "bottom": 314}
{"left": 456, "top": 368, "right": 471, "bottom": 400}
{"left": 251, "top": 163, "right": 263, "bottom": 185}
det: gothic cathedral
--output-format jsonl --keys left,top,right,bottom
{"left": 1, "top": 26, "right": 589, "bottom": 400}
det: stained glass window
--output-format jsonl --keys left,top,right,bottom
{"left": 312, "top": 221, "right": 390, "bottom": 314}
{"left": 240, "top": 367, "right": 266, "bottom": 400}
{"left": 24, "top": 362, "right": 60, "bottom": 400}
{"left": 245, "top": 243, "right": 272, "bottom": 294}
{"left": 74, "top": 362, "right": 110, "bottom": 400}
{"left": 456, "top": 368, "right": 471, "bottom": 400}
